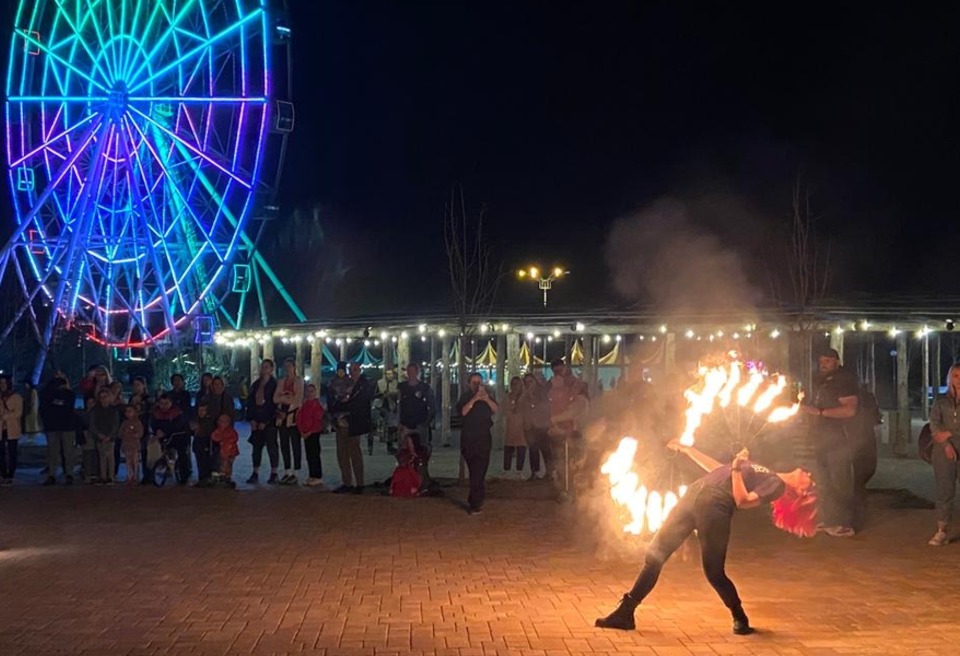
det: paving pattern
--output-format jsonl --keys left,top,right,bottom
{"left": 1, "top": 444, "right": 958, "bottom": 656}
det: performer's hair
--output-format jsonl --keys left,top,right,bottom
{"left": 771, "top": 488, "right": 819, "bottom": 538}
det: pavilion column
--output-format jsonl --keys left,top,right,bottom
{"left": 309, "top": 338, "right": 322, "bottom": 386}
{"left": 664, "top": 332, "right": 677, "bottom": 377}
{"left": 295, "top": 339, "right": 305, "bottom": 377}
{"left": 922, "top": 333, "right": 931, "bottom": 420}
{"left": 384, "top": 335, "right": 395, "bottom": 372}
{"left": 262, "top": 336, "right": 274, "bottom": 366}
{"left": 249, "top": 341, "right": 261, "bottom": 383}
{"left": 440, "top": 333, "right": 452, "bottom": 447}
{"left": 895, "top": 332, "right": 910, "bottom": 457}
{"left": 564, "top": 335, "right": 573, "bottom": 366}
{"left": 935, "top": 334, "right": 942, "bottom": 400}
{"left": 397, "top": 333, "right": 410, "bottom": 370}
{"left": 494, "top": 333, "right": 506, "bottom": 452}
{"left": 429, "top": 335, "right": 438, "bottom": 387}
{"left": 867, "top": 333, "right": 877, "bottom": 395}
{"left": 829, "top": 330, "right": 844, "bottom": 363}
{"left": 582, "top": 335, "right": 597, "bottom": 395}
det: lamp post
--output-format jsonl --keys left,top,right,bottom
{"left": 517, "top": 265, "right": 568, "bottom": 307}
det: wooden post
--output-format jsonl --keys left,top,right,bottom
{"left": 582, "top": 335, "right": 597, "bottom": 396}
{"left": 935, "top": 333, "right": 942, "bottom": 400}
{"left": 829, "top": 330, "right": 844, "bottom": 363}
{"left": 309, "top": 338, "right": 322, "bottom": 386}
{"left": 249, "top": 341, "right": 260, "bottom": 383}
{"left": 895, "top": 331, "right": 910, "bottom": 456}
{"left": 384, "top": 334, "right": 395, "bottom": 372}
{"left": 262, "top": 336, "right": 274, "bottom": 365}
{"left": 494, "top": 333, "right": 506, "bottom": 452}
{"left": 664, "top": 332, "right": 677, "bottom": 376}
{"left": 506, "top": 333, "right": 521, "bottom": 383}
{"left": 429, "top": 335, "right": 438, "bottom": 387}
{"left": 295, "top": 339, "right": 305, "bottom": 377}
{"left": 922, "top": 333, "right": 931, "bottom": 420}
{"left": 397, "top": 332, "right": 410, "bottom": 370}
{"left": 441, "top": 333, "right": 452, "bottom": 447}
{"left": 867, "top": 333, "right": 876, "bottom": 395}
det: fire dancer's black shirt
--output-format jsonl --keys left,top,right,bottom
{"left": 701, "top": 461, "right": 785, "bottom": 506}
{"left": 456, "top": 389, "right": 496, "bottom": 444}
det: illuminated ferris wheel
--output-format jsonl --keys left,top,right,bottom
{"left": 2, "top": 0, "right": 303, "bottom": 374}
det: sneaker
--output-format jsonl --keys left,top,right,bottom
{"left": 42, "top": 476, "right": 56, "bottom": 486}
{"left": 280, "top": 474, "right": 298, "bottom": 486}
{"left": 352, "top": 485, "right": 363, "bottom": 495}
{"left": 595, "top": 594, "right": 638, "bottom": 631}
{"left": 267, "top": 473, "right": 279, "bottom": 485}
{"left": 305, "top": 478, "right": 324, "bottom": 488}
{"left": 332, "top": 484, "right": 352, "bottom": 494}
{"left": 65, "top": 475, "right": 74, "bottom": 485}
{"left": 825, "top": 526, "right": 856, "bottom": 538}
{"left": 245, "top": 472, "right": 259, "bottom": 485}
{"left": 929, "top": 530, "right": 949, "bottom": 546}
{"left": 105, "top": 479, "right": 115, "bottom": 486}
{"left": 468, "top": 506, "right": 483, "bottom": 515}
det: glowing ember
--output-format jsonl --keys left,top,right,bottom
{"left": 601, "top": 353, "right": 801, "bottom": 536}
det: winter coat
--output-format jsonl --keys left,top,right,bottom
{"left": 0, "top": 392, "right": 23, "bottom": 439}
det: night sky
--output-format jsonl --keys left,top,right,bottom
{"left": 3, "top": 2, "right": 959, "bottom": 320}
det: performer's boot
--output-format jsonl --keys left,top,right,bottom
{"left": 595, "top": 594, "right": 638, "bottom": 630}
{"left": 731, "top": 604, "right": 754, "bottom": 635}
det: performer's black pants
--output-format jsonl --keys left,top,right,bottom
{"left": 278, "top": 425, "right": 302, "bottom": 470}
{"left": 628, "top": 484, "right": 741, "bottom": 610}
{"left": 815, "top": 439, "right": 855, "bottom": 529}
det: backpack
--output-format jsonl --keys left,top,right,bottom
{"left": 389, "top": 465, "right": 421, "bottom": 498}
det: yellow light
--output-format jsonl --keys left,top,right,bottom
{"left": 659, "top": 325, "right": 667, "bottom": 334}
{"left": 517, "top": 269, "right": 527, "bottom": 279}
{"left": 770, "top": 329, "right": 781, "bottom": 339}
{"left": 529, "top": 267, "right": 539, "bottom": 278}
{"left": 553, "top": 267, "right": 563, "bottom": 277}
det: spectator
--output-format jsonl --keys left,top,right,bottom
{"left": 90, "top": 388, "right": 119, "bottom": 485}
{"left": 547, "top": 359, "right": 580, "bottom": 487}
{"left": 198, "top": 372, "right": 213, "bottom": 404}
{"left": 274, "top": 358, "right": 305, "bottom": 485}
{"left": 0, "top": 375, "right": 24, "bottom": 485}
{"left": 456, "top": 372, "right": 499, "bottom": 514}
{"left": 151, "top": 394, "right": 189, "bottom": 484}
{"left": 928, "top": 363, "right": 960, "bottom": 546}
{"left": 79, "top": 365, "right": 108, "bottom": 403}
{"left": 376, "top": 367, "right": 400, "bottom": 452}
{"left": 195, "top": 377, "right": 234, "bottom": 485}
{"left": 119, "top": 405, "right": 143, "bottom": 485}
{"left": 550, "top": 380, "right": 590, "bottom": 499}
{"left": 40, "top": 374, "right": 77, "bottom": 485}
{"left": 298, "top": 383, "right": 326, "bottom": 487}
{"left": 503, "top": 376, "right": 527, "bottom": 479}
{"left": 129, "top": 376, "right": 152, "bottom": 484}
{"left": 109, "top": 380, "right": 125, "bottom": 478}
{"left": 328, "top": 361, "right": 351, "bottom": 435}
{"left": 80, "top": 397, "right": 98, "bottom": 483}
{"left": 800, "top": 347, "right": 860, "bottom": 538}
{"left": 246, "top": 359, "right": 279, "bottom": 484}
{"left": 210, "top": 413, "right": 239, "bottom": 486}
{"left": 522, "top": 374, "right": 551, "bottom": 480}
{"left": 398, "top": 363, "right": 435, "bottom": 482}
{"left": 23, "top": 381, "right": 40, "bottom": 434}
{"left": 168, "top": 374, "right": 192, "bottom": 417}
{"left": 334, "top": 363, "right": 372, "bottom": 494}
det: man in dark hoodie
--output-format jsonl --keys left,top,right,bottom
{"left": 40, "top": 373, "right": 78, "bottom": 485}
{"left": 333, "top": 362, "right": 372, "bottom": 494}
{"left": 151, "top": 394, "right": 189, "bottom": 484}
{"left": 246, "top": 359, "right": 279, "bottom": 484}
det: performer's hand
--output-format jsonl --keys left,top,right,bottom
{"left": 946, "top": 444, "right": 957, "bottom": 462}
{"left": 934, "top": 430, "right": 953, "bottom": 443}
{"left": 732, "top": 448, "right": 749, "bottom": 467}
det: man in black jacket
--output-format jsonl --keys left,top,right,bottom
{"left": 334, "top": 363, "right": 372, "bottom": 494}
{"left": 245, "top": 359, "right": 279, "bottom": 485}
{"left": 40, "top": 374, "right": 78, "bottom": 485}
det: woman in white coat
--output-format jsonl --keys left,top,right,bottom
{"left": 0, "top": 375, "right": 24, "bottom": 485}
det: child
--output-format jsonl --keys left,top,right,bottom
{"left": 297, "top": 383, "right": 325, "bottom": 487}
{"left": 389, "top": 431, "right": 422, "bottom": 498}
{"left": 210, "top": 413, "right": 239, "bottom": 486}
{"left": 89, "top": 388, "right": 119, "bottom": 485}
{"left": 119, "top": 405, "right": 143, "bottom": 486}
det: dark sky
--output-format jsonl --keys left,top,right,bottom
{"left": 275, "top": 1, "right": 960, "bottom": 317}
{"left": 3, "top": 2, "right": 959, "bottom": 320}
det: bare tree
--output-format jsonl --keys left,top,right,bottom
{"left": 443, "top": 185, "right": 502, "bottom": 389}
{"left": 772, "top": 175, "right": 832, "bottom": 390}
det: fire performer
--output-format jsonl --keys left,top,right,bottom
{"left": 596, "top": 440, "right": 817, "bottom": 635}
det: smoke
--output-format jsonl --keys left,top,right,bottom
{"left": 605, "top": 196, "right": 763, "bottom": 315}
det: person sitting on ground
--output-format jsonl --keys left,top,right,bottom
{"left": 596, "top": 441, "right": 818, "bottom": 636}
{"left": 390, "top": 431, "right": 423, "bottom": 497}
{"left": 119, "top": 405, "right": 143, "bottom": 486}
{"left": 210, "top": 413, "right": 239, "bottom": 487}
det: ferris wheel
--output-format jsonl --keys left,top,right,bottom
{"left": 2, "top": 0, "right": 304, "bottom": 375}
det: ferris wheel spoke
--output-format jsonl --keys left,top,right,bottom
{"left": 129, "top": 106, "right": 252, "bottom": 188}
{"left": 82, "top": 0, "right": 120, "bottom": 83}
{"left": 52, "top": 1, "right": 115, "bottom": 86}
{"left": 127, "top": 9, "right": 263, "bottom": 96}
{"left": 128, "top": 95, "right": 267, "bottom": 104}
{"left": 121, "top": 114, "right": 229, "bottom": 256}
{"left": 125, "top": 0, "right": 201, "bottom": 86}
{"left": 120, "top": 0, "right": 164, "bottom": 82}
{"left": 9, "top": 110, "right": 100, "bottom": 167}
{"left": 15, "top": 29, "right": 111, "bottom": 93}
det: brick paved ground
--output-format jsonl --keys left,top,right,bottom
{"left": 2, "top": 429, "right": 957, "bottom": 656}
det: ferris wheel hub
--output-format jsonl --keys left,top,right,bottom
{"left": 106, "top": 82, "right": 129, "bottom": 117}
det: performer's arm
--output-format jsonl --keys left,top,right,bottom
{"left": 730, "top": 468, "right": 762, "bottom": 509}
{"left": 669, "top": 441, "right": 724, "bottom": 473}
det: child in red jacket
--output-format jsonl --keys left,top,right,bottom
{"left": 297, "top": 383, "right": 325, "bottom": 487}
{"left": 210, "top": 414, "right": 239, "bottom": 485}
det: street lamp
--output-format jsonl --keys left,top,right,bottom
{"left": 518, "top": 265, "right": 568, "bottom": 307}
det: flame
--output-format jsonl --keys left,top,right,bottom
{"left": 602, "top": 354, "right": 801, "bottom": 536}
